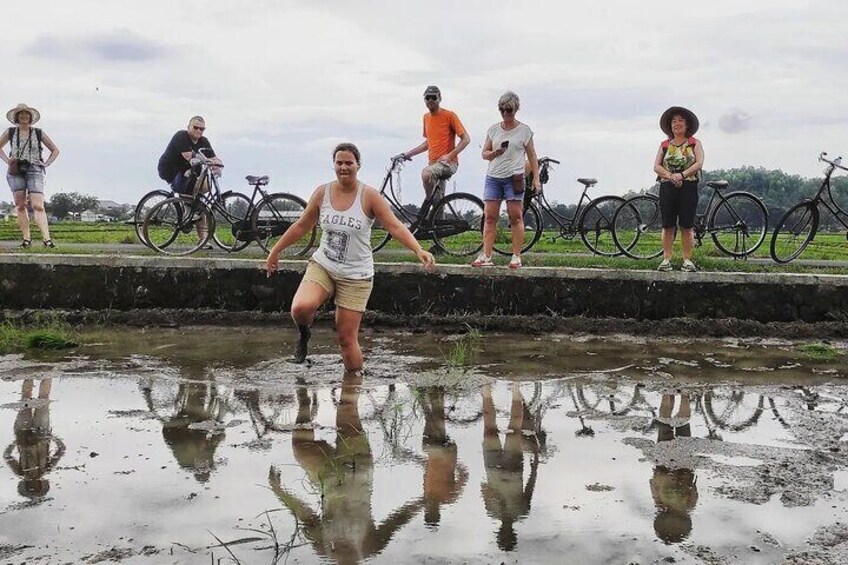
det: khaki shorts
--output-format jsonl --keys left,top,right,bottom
{"left": 302, "top": 260, "right": 373, "bottom": 313}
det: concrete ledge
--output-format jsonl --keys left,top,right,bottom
{"left": 1, "top": 253, "right": 847, "bottom": 322}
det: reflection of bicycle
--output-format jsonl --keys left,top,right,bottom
{"left": 141, "top": 152, "right": 314, "bottom": 256}
{"left": 371, "top": 156, "right": 484, "bottom": 256}
{"left": 770, "top": 152, "right": 848, "bottom": 263}
{"left": 612, "top": 180, "right": 768, "bottom": 260}
{"left": 497, "top": 157, "right": 625, "bottom": 256}
{"left": 702, "top": 390, "right": 764, "bottom": 432}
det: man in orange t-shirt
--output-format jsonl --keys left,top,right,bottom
{"left": 396, "top": 86, "right": 471, "bottom": 203}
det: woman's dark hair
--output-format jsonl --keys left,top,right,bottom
{"left": 333, "top": 142, "right": 361, "bottom": 166}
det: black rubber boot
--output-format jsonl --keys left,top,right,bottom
{"left": 293, "top": 325, "right": 311, "bottom": 364}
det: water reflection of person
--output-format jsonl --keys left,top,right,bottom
{"left": 148, "top": 382, "right": 226, "bottom": 483}
{"left": 481, "top": 382, "right": 540, "bottom": 552}
{"left": 650, "top": 393, "right": 698, "bottom": 544}
{"left": 3, "top": 378, "right": 65, "bottom": 498}
{"left": 420, "top": 386, "right": 468, "bottom": 528}
{"left": 270, "top": 371, "right": 424, "bottom": 565}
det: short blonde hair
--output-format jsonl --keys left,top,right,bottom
{"left": 498, "top": 91, "right": 520, "bottom": 111}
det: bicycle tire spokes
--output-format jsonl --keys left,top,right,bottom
{"left": 770, "top": 202, "right": 818, "bottom": 263}
{"left": 579, "top": 196, "right": 623, "bottom": 256}
{"left": 709, "top": 193, "right": 767, "bottom": 257}
{"left": 432, "top": 194, "right": 484, "bottom": 256}
{"left": 612, "top": 195, "right": 663, "bottom": 260}
{"left": 142, "top": 197, "right": 214, "bottom": 255}
{"left": 251, "top": 193, "right": 314, "bottom": 256}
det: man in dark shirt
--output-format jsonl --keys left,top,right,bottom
{"left": 157, "top": 115, "right": 221, "bottom": 194}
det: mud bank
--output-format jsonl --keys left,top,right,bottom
{"left": 3, "top": 307, "right": 848, "bottom": 339}
{"left": 3, "top": 254, "right": 848, "bottom": 323}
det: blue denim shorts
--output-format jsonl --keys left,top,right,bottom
{"left": 7, "top": 166, "right": 45, "bottom": 194}
{"left": 483, "top": 175, "right": 522, "bottom": 201}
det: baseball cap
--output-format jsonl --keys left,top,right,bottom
{"left": 423, "top": 85, "right": 441, "bottom": 98}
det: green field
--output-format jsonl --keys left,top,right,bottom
{"left": 2, "top": 221, "right": 848, "bottom": 273}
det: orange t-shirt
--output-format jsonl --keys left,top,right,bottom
{"left": 423, "top": 109, "right": 467, "bottom": 164}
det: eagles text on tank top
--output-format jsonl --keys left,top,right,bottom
{"left": 311, "top": 182, "right": 375, "bottom": 280}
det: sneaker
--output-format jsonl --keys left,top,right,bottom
{"left": 508, "top": 254, "right": 522, "bottom": 269}
{"left": 42, "top": 239, "right": 55, "bottom": 249}
{"left": 681, "top": 259, "right": 697, "bottom": 272}
{"left": 471, "top": 253, "right": 494, "bottom": 267}
{"left": 18, "top": 239, "right": 32, "bottom": 249}
{"left": 657, "top": 259, "right": 673, "bottom": 272}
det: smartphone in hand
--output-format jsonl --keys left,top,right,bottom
{"left": 500, "top": 140, "right": 509, "bottom": 149}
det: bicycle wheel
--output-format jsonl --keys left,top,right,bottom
{"left": 134, "top": 190, "right": 171, "bottom": 248}
{"left": 431, "top": 193, "right": 484, "bottom": 256}
{"left": 251, "top": 192, "right": 315, "bottom": 256}
{"left": 212, "top": 191, "right": 252, "bottom": 252}
{"left": 769, "top": 201, "right": 819, "bottom": 264}
{"left": 579, "top": 195, "right": 625, "bottom": 256}
{"left": 708, "top": 192, "right": 768, "bottom": 257}
{"left": 371, "top": 208, "right": 416, "bottom": 253}
{"left": 612, "top": 195, "right": 663, "bottom": 260}
{"left": 492, "top": 201, "right": 543, "bottom": 256}
{"left": 142, "top": 196, "right": 214, "bottom": 255}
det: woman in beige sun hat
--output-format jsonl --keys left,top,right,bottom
{"left": 0, "top": 103, "right": 61, "bottom": 248}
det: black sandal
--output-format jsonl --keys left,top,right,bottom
{"left": 18, "top": 239, "right": 31, "bottom": 249}
{"left": 43, "top": 239, "right": 55, "bottom": 248}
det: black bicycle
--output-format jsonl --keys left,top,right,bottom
{"left": 141, "top": 153, "right": 314, "bottom": 256}
{"left": 493, "top": 157, "right": 625, "bottom": 256}
{"left": 611, "top": 180, "right": 768, "bottom": 260}
{"left": 770, "top": 152, "right": 848, "bottom": 263}
{"left": 371, "top": 156, "right": 484, "bottom": 256}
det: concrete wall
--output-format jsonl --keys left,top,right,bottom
{"left": 1, "top": 254, "right": 847, "bottom": 322}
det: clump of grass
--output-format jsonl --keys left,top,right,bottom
{"left": 797, "top": 342, "right": 841, "bottom": 361}
{"left": 0, "top": 322, "right": 79, "bottom": 353}
{"left": 445, "top": 326, "right": 483, "bottom": 368}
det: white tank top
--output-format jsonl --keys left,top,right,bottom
{"left": 311, "top": 182, "right": 375, "bottom": 280}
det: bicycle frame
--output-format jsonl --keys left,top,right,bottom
{"left": 806, "top": 155, "right": 848, "bottom": 231}
{"left": 377, "top": 159, "right": 443, "bottom": 237}
{"left": 529, "top": 161, "right": 597, "bottom": 237}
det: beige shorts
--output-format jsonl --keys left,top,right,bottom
{"left": 302, "top": 260, "right": 373, "bottom": 313}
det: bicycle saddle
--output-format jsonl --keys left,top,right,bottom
{"left": 246, "top": 175, "right": 270, "bottom": 186}
{"left": 707, "top": 180, "right": 729, "bottom": 189}
{"left": 577, "top": 178, "right": 597, "bottom": 188}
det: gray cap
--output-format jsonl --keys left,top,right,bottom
{"left": 423, "top": 85, "right": 441, "bottom": 98}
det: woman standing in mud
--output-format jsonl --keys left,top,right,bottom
{"left": 266, "top": 143, "right": 434, "bottom": 371}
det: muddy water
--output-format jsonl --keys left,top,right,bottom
{"left": 1, "top": 327, "right": 848, "bottom": 564}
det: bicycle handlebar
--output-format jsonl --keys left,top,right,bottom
{"left": 819, "top": 152, "right": 846, "bottom": 171}
{"left": 191, "top": 152, "right": 224, "bottom": 168}
{"left": 539, "top": 156, "right": 560, "bottom": 165}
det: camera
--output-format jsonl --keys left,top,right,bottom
{"left": 17, "top": 159, "right": 31, "bottom": 175}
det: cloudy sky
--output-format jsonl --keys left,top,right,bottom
{"left": 4, "top": 0, "right": 847, "bottom": 206}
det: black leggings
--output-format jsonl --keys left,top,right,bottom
{"left": 659, "top": 180, "right": 698, "bottom": 229}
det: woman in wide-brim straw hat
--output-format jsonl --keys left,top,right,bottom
{"left": 0, "top": 103, "right": 60, "bottom": 249}
{"left": 653, "top": 106, "right": 704, "bottom": 272}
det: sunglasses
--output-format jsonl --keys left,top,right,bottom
{"left": 499, "top": 106, "right": 515, "bottom": 114}
{"left": 192, "top": 125, "right": 206, "bottom": 132}
{"left": 424, "top": 95, "right": 438, "bottom": 101}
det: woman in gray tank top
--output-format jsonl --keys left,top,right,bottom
{"left": 266, "top": 143, "right": 435, "bottom": 373}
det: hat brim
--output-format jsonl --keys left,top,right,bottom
{"left": 7, "top": 106, "right": 40, "bottom": 125}
{"left": 660, "top": 106, "right": 698, "bottom": 138}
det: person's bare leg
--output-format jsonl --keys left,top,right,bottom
{"left": 335, "top": 306, "right": 364, "bottom": 372}
{"left": 662, "top": 227, "right": 675, "bottom": 261}
{"left": 506, "top": 200, "right": 524, "bottom": 256}
{"left": 482, "top": 200, "right": 501, "bottom": 257}
{"left": 681, "top": 228, "right": 695, "bottom": 261}
{"left": 290, "top": 281, "right": 330, "bottom": 363}
{"left": 13, "top": 191, "right": 30, "bottom": 242}
{"left": 28, "top": 193, "right": 51, "bottom": 242}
